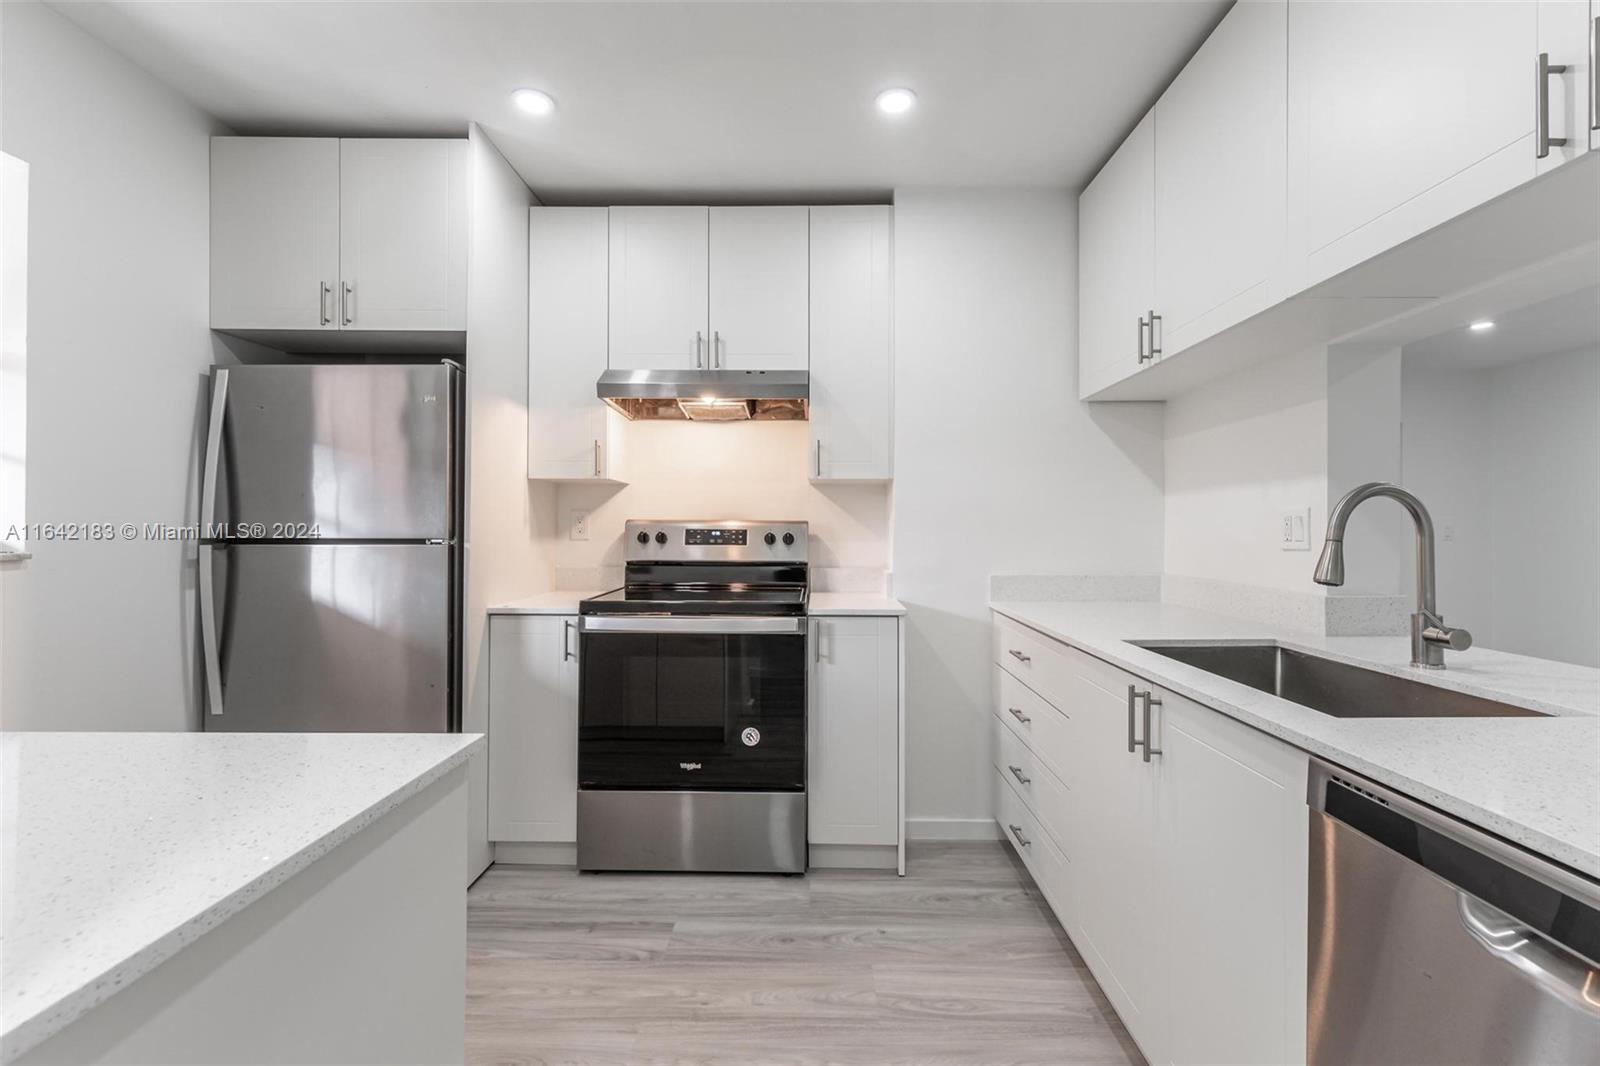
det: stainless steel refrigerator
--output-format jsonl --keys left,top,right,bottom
{"left": 198, "top": 362, "right": 462, "bottom": 732}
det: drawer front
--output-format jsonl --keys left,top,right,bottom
{"left": 995, "top": 765, "right": 1075, "bottom": 929}
{"left": 993, "top": 613, "right": 1076, "bottom": 710}
{"left": 993, "top": 710, "right": 1075, "bottom": 860}
{"left": 994, "top": 664, "right": 1075, "bottom": 789}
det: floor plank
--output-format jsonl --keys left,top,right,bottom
{"left": 467, "top": 842, "right": 1144, "bottom": 1066}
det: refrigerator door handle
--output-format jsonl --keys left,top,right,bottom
{"left": 201, "top": 369, "right": 229, "bottom": 532}
{"left": 199, "top": 544, "right": 224, "bottom": 716}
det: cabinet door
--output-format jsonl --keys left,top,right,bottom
{"left": 338, "top": 139, "right": 468, "bottom": 331}
{"left": 809, "top": 206, "right": 893, "bottom": 482}
{"left": 1158, "top": 689, "right": 1308, "bottom": 1066}
{"left": 608, "top": 206, "right": 709, "bottom": 369}
{"left": 1154, "top": 0, "right": 1287, "bottom": 358}
{"left": 1062, "top": 667, "right": 1165, "bottom": 1065}
{"left": 1289, "top": 1, "right": 1571, "bottom": 287}
{"left": 487, "top": 615, "right": 580, "bottom": 842}
{"left": 808, "top": 616, "right": 899, "bottom": 846}
{"left": 1078, "top": 113, "right": 1155, "bottom": 399}
{"left": 708, "top": 207, "right": 809, "bottom": 369}
{"left": 210, "top": 138, "right": 340, "bottom": 331}
{"left": 1539, "top": 0, "right": 1597, "bottom": 167}
{"left": 528, "top": 208, "right": 623, "bottom": 482}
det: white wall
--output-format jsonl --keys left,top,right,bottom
{"left": 891, "top": 189, "right": 1164, "bottom": 837}
{"left": 554, "top": 421, "right": 890, "bottom": 588}
{"left": 0, "top": 1, "right": 222, "bottom": 729}
{"left": 463, "top": 125, "right": 556, "bottom": 877}
{"left": 1403, "top": 346, "right": 1600, "bottom": 666}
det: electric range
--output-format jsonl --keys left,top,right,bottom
{"left": 575, "top": 520, "right": 809, "bottom": 873}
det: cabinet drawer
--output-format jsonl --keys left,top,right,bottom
{"left": 993, "top": 711, "right": 1075, "bottom": 860}
{"left": 993, "top": 665, "right": 1074, "bottom": 789}
{"left": 993, "top": 613, "right": 1075, "bottom": 710}
{"left": 995, "top": 765, "right": 1074, "bottom": 930}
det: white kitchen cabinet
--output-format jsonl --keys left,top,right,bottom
{"left": 338, "top": 139, "right": 468, "bottom": 331}
{"left": 211, "top": 138, "right": 341, "bottom": 332}
{"left": 211, "top": 136, "right": 467, "bottom": 340}
{"left": 528, "top": 207, "right": 625, "bottom": 482}
{"left": 1077, "top": 113, "right": 1155, "bottom": 399}
{"left": 1157, "top": 685, "right": 1309, "bottom": 1066}
{"left": 487, "top": 615, "right": 579, "bottom": 842}
{"left": 608, "top": 206, "right": 710, "bottom": 369}
{"left": 808, "top": 206, "right": 893, "bottom": 481}
{"left": 1289, "top": 0, "right": 1591, "bottom": 288}
{"left": 708, "top": 207, "right": 809, "bottom": 369}
{"left": 1153, "top": 0, "right": 1287, "bottom": 358}
{"left": 807, "top": 615, "right": 899, "bottom": 847}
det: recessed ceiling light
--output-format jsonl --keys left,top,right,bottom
{"left": 1469, "top": 319, "right": 1495, "bottom": 332}
{"left": 875, "top": 88, "right": 916, "bottom": 116}
{"left": 512, "top": 88, "right": 556, "bottom": 117}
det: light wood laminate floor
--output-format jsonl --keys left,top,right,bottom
{"left": 466, "top": 842, "right": 1144, "bottom": 1066}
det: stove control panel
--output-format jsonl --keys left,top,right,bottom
{"left": 624, "top": 520, "right": 808, "bottom": 564}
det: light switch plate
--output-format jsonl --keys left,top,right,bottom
{"left": 1281, "top": 508, "right": 1312, "bottom": 551}
{"left": 570, "top": 510, "right": 590, "bottom": 541}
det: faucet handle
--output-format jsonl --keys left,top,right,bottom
{"left": 1422, "top": 623, "right": 1473, "bottom": 652}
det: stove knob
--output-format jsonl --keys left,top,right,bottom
{"left": 636, "top": 531, "right": 649, "bottom": 545}
{"left": 655, "top": 531, "right": 667, "bottom": 545}
{"left": 764, "top": 532, "right": 777, "bottom": 546}
{"left": 782, "top": 532, "right": 795, "bottom": 546}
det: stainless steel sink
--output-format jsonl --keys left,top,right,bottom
{"left": 1132, "top": 642, "right": 1547, "bottom": 719}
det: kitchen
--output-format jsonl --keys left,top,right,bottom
{"left": 1, "top": 1, "right": 1597, "bottom": 1064}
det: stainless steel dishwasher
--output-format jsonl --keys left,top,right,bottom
{"left": 1308, "top": 759, "right": 1600, "bottom": 1066}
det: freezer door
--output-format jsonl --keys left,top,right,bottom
{"left": 209, "top": 363, "right": 456, "bottom": 540}
{"left": 202, "top": 542, "right": 453, "bottom": 732}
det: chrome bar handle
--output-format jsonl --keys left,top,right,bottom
{"left": 593, "top": 439, "right": 601, "bottom": 477}
{"left": 1141, "top": 691, "right": 1163, "bottom": 763}
{"left": 1008, "top": 765, "right": 1031, "bottom": 786}
{"left": 1007, "top": 648, "right": 1030, "bottom": 664}
{"left": 1007, "top": 706, "right": 1031, "bottom": 725}
{"left": 1149, "top": 310, "right": 1162, "bottom": 357}
{"left": 1127, "top": 684, "right": 1138, "bottom": 753}
{"left": 1007, "top": 824, "right": 1031, "bottom": 848}
{"left": 341, "top": 281, "right": 354, "bottom": 325}
{"left": 1137, "top": 315, "right": 1152, "bottom": 364}
{"left": 319, "top": 281, "right": 332, "bottom": 325}
{"left": 713, "top": 330, "right": 722, "bottom": 368}
{"left": 1591, "top": 17, "right": 1599, "bottom": 131}
{"left": 1537, "top": 52, "right": 1570, "bottom": 158}
{"left": 815, "top": 439, "right": 822, "bottom": 478}
{"left": 563, "top": 619, "right": 574, "bottom": 662}
{"left": 695, "top": 330, "right": 704, "bottom": 368}
{"left": 814, "top": 619, "right": 824, "bottom": 663}
{"left": 201, "top": 370, "right": 228, "bottom": 531}
{"left": 199, "top": 544, "right": 223, "bottom": 716}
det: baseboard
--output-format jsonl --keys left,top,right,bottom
{"left": 808, "top": 843, "right": 898, "bottom": 870}
{"left": 492, "top": 841, "right": 577, "bottom": 866}
{"left": 906, "top": 817, "right": 1002, "bottom": 841}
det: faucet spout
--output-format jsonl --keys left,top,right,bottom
{"left": 1313, "top": 482, "right": 1471, "bottom": 669}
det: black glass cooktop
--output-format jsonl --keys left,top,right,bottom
{"left": 580, "top": 585, "right": 807, "bottom": 616}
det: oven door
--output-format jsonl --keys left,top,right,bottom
{"left": 578, "top": 615, "right": 806, "bottom": 791}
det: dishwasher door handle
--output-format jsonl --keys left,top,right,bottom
{"left": 1457, "top": 894, "right": 1600, "bottom": 1013}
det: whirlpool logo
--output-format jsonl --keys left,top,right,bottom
{"left": 679, "top": 762, "right": 702, "bottom": 771}
{"left": 741, "top": 727, "right": 761, "bottom": 747}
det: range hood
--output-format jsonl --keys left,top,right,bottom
{"left": 597, "top": 369, "right": 809, "bottom": 422}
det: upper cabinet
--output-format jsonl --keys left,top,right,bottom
{"left": 708, "top": 207, "right": 810, "bottom": 369}
{"left": 809, "top": 206, "right": 893, "bottom": 481}
{"left": 528, "top": 208, "right": 625, "bottom": 482}
{"left": 1153, "top": 0, "right": 1287, "bottom": 357}
{"left": 1077, "top": 114, "right": 1155, "bottom": 399}
{"left": 1289, "top": 0, "right": 1593, "bottom": 289}
{"left": 211, "top": 137, "right": 468, "bottom": 348}
{"left": 607, "top": 207, "right": 711, "bottom": 369}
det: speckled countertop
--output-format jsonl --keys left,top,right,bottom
{"left": 0, "top": 731, "right": 482, "bottom": 1064}
{"left": 991, "top": 600, "right": 1600, "bottom": 879}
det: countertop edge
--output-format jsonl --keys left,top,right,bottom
{"left": 988, "top": 602, "right": 1599, "bottom": 879}
{"left": 0, "top": 735, "right": 483, "bottom": 1065}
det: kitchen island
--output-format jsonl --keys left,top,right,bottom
{"left": 1, "top": 731, "right": 481, "bottom": 1066}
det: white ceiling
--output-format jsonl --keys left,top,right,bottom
{"left": 1402, "top": 285, "right": 1600, "bottom": 371}
{"left": 52, "top": 0, "right": 1229, "bottom": 204}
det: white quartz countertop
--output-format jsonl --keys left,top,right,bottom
{"left": 991, "top": 600, "right": 1600, "bottom": 878}
{"left": 0, "top": 731, "right": 482, "bottom": 1064}
{"left": 489, "top": 591, "right": 904, "bottom": 615}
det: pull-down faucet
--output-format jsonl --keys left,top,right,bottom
{"left": 1313, "top": 482, "right": 1472, "bottom": 669}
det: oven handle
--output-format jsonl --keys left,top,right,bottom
{"left": 579, "top": 615, "right": 806, "bottom": 635}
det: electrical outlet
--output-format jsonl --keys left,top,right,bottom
{"left": 569, "top": 510, "right": 590, "bottom": 541}
{"left": 1281, "top": 507, "right": 1312, "bottom": 551}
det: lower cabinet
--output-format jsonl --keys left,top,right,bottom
{"left": 808, "top": 615, "right": 900, "bottom": 848}
{"left": 992, "top": 617, "right": 1309, "bottom": 1066}
{"left": 487, "top": 614, "right": 579, "bottom": 842}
